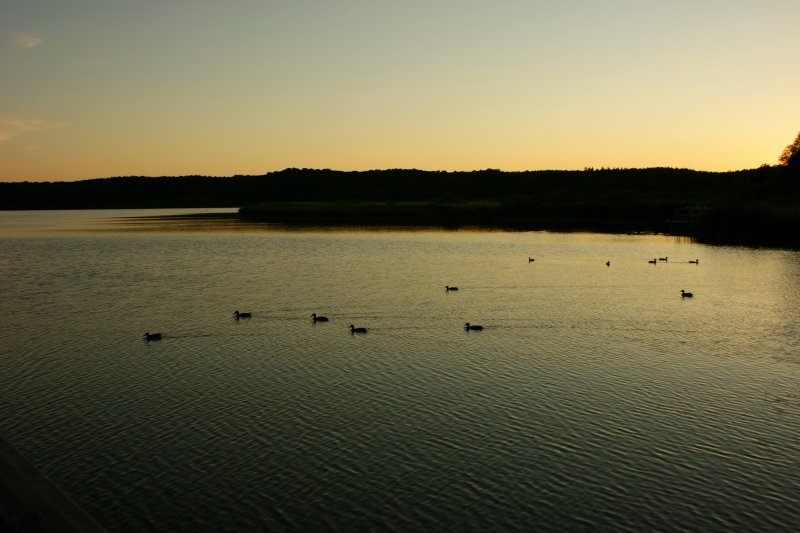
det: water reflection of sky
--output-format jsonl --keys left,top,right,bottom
{"left": 0, "top": 208, "right": 240, "bottom": 236}
{"left": 3, "top": 210, "right": 800, "bottom": 531}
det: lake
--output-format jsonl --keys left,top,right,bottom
{"left": 1, "top": 209, "right": 799, "bottom": 531}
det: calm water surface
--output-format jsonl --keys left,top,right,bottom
{"left": 1, "top": 209, "right": 799, "bottom": 531}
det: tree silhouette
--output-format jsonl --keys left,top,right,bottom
{"left": 779, "top": 131, "right": 800, "bottom": 170}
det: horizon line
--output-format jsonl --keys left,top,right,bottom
{"left": 0, "top": 164, "right": 780, "bottom": 184}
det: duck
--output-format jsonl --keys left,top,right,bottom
{"left": 144, "top": 332, "right": 162, "bottom": 341}
{"left": 311, "top": 313, "right": 329, "bottom": 322}
{"left": 659, "top": 257, "right": 668, "bottom": 261}
{"left": 680, "top": 289, "right": 694, "bottom": 298}
{"left": 349, "top": 324, "right": 368, "bottom": 334}
{"left": 234, "top": 310, "right": 251, "bottom": 319}
{"left": 445, "top": 285, "right": 459, "bottom": 291}
{"left": 688, "top": 259, "right": 699, "bottom": 264}
{"left": 528, "top": 257, "right": 535, "bottom": 262}
{"left": 464, "top": 322, "right": 483, "bottom": 331}
{"left": 648, "top": 259, "right": 657, "bottom": 264}
{"left": 606, "top": 260, "right": 611, "bottom": 266}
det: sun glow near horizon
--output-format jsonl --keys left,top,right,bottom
{"left": 1, "top": 1, "right": 798, "bottom": 182}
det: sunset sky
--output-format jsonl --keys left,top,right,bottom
{"left": 2, "top": 0, "right": 799, "bottom": 182}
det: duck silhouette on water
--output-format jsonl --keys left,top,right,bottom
{"left": 143, "top": 332, "right": 162, "bottom": 341}
{"left": 680, "top": 289, "right": 694, "bottom": 298}
{"left": 350, "top": 324, "right": 368, "bottom": 334}
{"left": 311, "top": 313, "right": 329, "bottom": 322}
{"left": 464, "top": 322, "right": 483, "bottom": 331}
{"left": 445, "top": 285, "right": 459, "bottom": 292}
{"left": 234, "top": 311, "right": 251, "bottom": 319}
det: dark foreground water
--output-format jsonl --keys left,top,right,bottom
{"left": 1, "top": 209, "right": 799, "bottom": 531}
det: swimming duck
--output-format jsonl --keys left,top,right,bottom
{"left": 606, "top": 261, "right": 611, "bottom": 266}
{"left": 311, "top": 313, "right": 329, "bottom": 322}
{"left": 680, "top": 290, "right": 694, "bottom": 298}
{"left": 234, "top": 310, "right": 251, "bottom": 319}
{"left": 659, "top": 257, "right": 668, "bottom": 261}
{"left": 688, "top": 259, "right": 699, "bottom": 264}
{"left": 528, "top": 257, "right": 535, "bottom": 262}
{"left": 350, "top": 324, "right": 368, "bottom": 334}
{"left": 648, "top": 259, "right": 657, "bottom": 264}
{"left": 144, "top": 332, "right": 162, "bottom": 341}
{"left": 445, "top": 286, "right": 459, "bottom": 291}
{"left": 464, "top": 322, "right": 483, "bottom": 331}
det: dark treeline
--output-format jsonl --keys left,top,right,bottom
{"left": 1, "top": 166, "right": 798, "bottom": 247}
{"left": 0, "top": 175, "right": 244, "bottom": 210}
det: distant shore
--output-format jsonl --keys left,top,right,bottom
{"left": 2, "top": 167, "right": 798, "bottom": 248}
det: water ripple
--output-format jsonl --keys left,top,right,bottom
{"left": 2, "top": 228, "right": 800, "bottom": 531}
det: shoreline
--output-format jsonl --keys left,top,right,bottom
{"left": 237, "top": 202, "right": 800, "bottom": 249}
{"left": 2, "top": 166, "right": 798, "bottom": 248}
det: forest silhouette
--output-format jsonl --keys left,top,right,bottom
{"left": 2, "top": 133, "right": 799, "bottom": 248}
